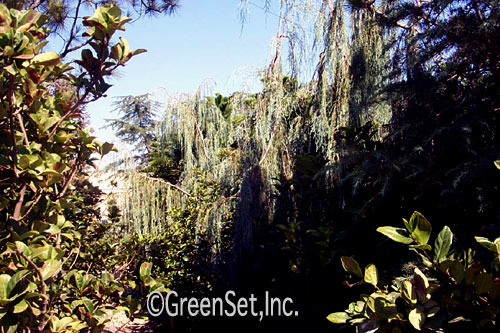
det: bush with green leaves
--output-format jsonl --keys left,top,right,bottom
{"left": 135, "top": 170, "right": 233, "bottom": 296}
{"left": 328, "top": 211, "right": 500, "bottom": 332}
{"left": 0, "top": 4, "right": 162, "bottom": 332}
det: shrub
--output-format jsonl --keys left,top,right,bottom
{"left": 0, "top": 5, "right": 160, "bottom": 331}
{"left": 328, "top": 211, "right": 500, "bottom": 332}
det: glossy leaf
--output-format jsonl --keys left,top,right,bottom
{"left": 475, "top": 236, "right": 497, "bottom": 253}
{"left": 31, "top": 51, "right": 60, "bottom": 66}
{"left": 41, "top": 259, "right": 62, "bottom": 280}
{"left": 409, "top": 212, "right": 432, "bottom": 245}
{"left": 434, "top": 226, "right": 452, "bottom": 262}
{"left": 326, "top": 312, "right": 351, "bottom": 324}
{"left": 376, "top": 227, "right": 413, "bottom": 244}
{"left": 364, "top": 264, "right": 378, "bottom": 287}
{"left": 402, "top": 280, "right": 416, "bottom": 304}
{"left": 409, "top": 307, "right": 425, "bottom": 330}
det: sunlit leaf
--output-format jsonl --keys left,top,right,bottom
{"left": 409, "top": 212, "right": 432, "bottom": 245}
{"left": 32, "top": 52, "right": 60, "bottom": 66}
{"left": 434, "top": 226, "right": 452, "bottom": 262}
{"left": 364, "top": 264, "right": 378, "bottom": 287}
{"left": 326, "top": 312, "right": 351, "bottom": 323}
{"left": 409, "top": 307, "right": 425, "bottom": 330}
{"left": 376, "top": 227, "right": 412, "bottom": 244}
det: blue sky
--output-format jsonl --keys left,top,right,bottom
{"left": 85, "top": 0, "right": 281, "bottom": 143}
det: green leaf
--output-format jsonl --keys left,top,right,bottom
{"left": 107, "top": 6, "right": 122, "bottom": 19}
{"left": 409, "top": 307, "right": 425, "bottom": 330}
{"left": 14, "top": 231, "right": 39, "bottom": 241}
{"left": 82, "top": 298, "right": 95, "bottom": 314}
{"left": 41, "top": 259, "right": 62, "bottom": 280}
{"left": 494, "top": 160, "right": 500, "bottom": 170}
{"left": 364, "top": 264, "right": 378, "bottom": 287}
{"left": 475, "top": 236, "right": 497, "bottom": 253}
{"left": 6, "top": 270, "right": 29, "bottom": 298}
{"left": 119, "top": 37, "right": 130, "bottom": 59}
{"left": 101, "top": 142, "right": 114, "bottom": 155}
{"left": 111, "top": 44, "right": 122, "bottom": 61}
{"left": 44, "top": 224, "right": 61, "bottom": 234}
{"left": 402, "top": 280, "right": 416, "bottom": 304}
{"left": 449, "top": 261, "right": 465, "bottom": 284}
{"left": 474, "top": 272, "right": 492, "bottom": 294}
{"left": 326, "top": 312, "right": 351, "bottom": 324}
{"left": 30, "top": 244, "right": 64, "bottom": 260}
{"left": 409, "top": 212, "right": 432, "bottom": 245}
{"left": 347, "top": 301, "right": 365, "bottom": 314}
{"left": 13, "top": 299, "right": 28, "bottom": 313}
{"left": 32, "top": 51, "right": 60, "bottom": 66}
{"left": 409, "top": 244, "right": 432, "bottom": 251}
{"left": 376, "top": 227, "right": 413, "bottom": 244}
{"left": 15, "top": 241, "right": 30, "bottom": 256}
{"left": 131, "top": 48, "right": 147, "bottom": 56}
{"left": 0, "top": 270, "right": 29, "bottom": 305}
{"left": 50, "top": 316, "right": 75, "bottom": 332}
{"left": 140, "top": 262, "right": 152, "bottom": 282}
{"left": 340, "top": 256, "right": 363, "bottom": 278}
{"left": 414, "top": 267, "right": 429, "bottom": 302}
{"left": 403, "top": 218, "right": 413, "bottom": 233}
{"left": 0, "top": 275, "right": 11, "bottom": 300}
{"left": 4, "top": 64, "right": 17, "bottom": 75}
{"left": 434, "top": 226, "right": 453, "bottom": 262}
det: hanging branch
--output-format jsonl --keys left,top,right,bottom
{"left": 134, "top": 172, "right": 190, "bottom": 197}
{"left": 259, "top": 122, "right": 278, "bottom": 166}
{"left": 181, "top": 102, "right": 210, "bottom": 161}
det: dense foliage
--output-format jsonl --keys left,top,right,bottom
{"left": 329, "top": 211, "right": 500, "bottom": 331}
{"left": 110, "top": 1, "right": 498, "bottom": 331}
{"left": 1, "top": 0, "right": 499, "bottom": 332}
{"left": 0, "top": 4, "right": 163, "bottom": 331}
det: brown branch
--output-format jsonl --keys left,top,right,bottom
{"left": 56, "top": 163, "right": 80, "bottom": 199}
{"left": 16, "top": 249, "right": 48, "bottom": 332}
{"left": 47, "top": 91, "right": 89, "bottom": 140}
{"left": 259, "top": 123, "right": 278, "bottom": 166}
{"left": 134, "top": 172, "right": 190, "bottom": 196}
{"left": 343, "top": 280, "right": 364, "bottom": 288}
{"left": 113, "top": 251, "right": 137, "bottom": 280}
{"left": 16, "top": 113, "right": 30, "bottom": 146}
{"left": 60, "top": 0, "right": 84, "bottom": 59}
{"left": 368, "top": 4, "right": 411, "bottom": 30}
{"left": 7, "top": 75, "right": 19, "bottom": 177}
{"left": 69, "top": 244, "right": 82, "bottom": 272}
{"left": 27, "top": 0, "right": 45, "bottom": 10}
{"left": 12, "top": 184, "right": 27, "bottom": 221}
{"left": 19, "top": 192, "right": 43, "bottom": 221}
{"left": 472, "top": 0, "right": 484, "bottom": 21}
{"left": 60, "top": 40, "right": 91, "bottom": 59}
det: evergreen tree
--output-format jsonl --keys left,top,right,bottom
{"left": 106, "top": 94, "right": 161, "bottom": 162}
{"left": 0, "top": 0, "right": 180, "bottom": 58}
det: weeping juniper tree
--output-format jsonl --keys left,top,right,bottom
{"left": 116, "top": 0, "right": 395, "bottom": 298}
